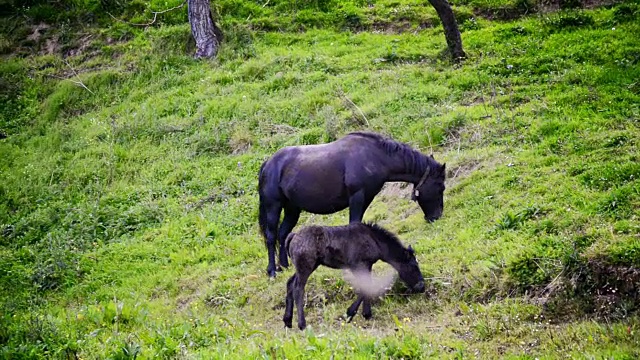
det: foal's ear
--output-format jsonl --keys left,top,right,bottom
{"left": 407, "top": 245, "right": 414, "bottom": 254}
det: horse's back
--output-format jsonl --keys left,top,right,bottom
{"left": 260, "top": 143, "right": 354, "bottom": 213}
{"left": 259, "top": 134, "right": 386, "bottom": 213}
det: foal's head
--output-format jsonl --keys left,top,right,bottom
{"left": 368, "top": 223, "right": 425, "bottom": 293}
{"left": 393, "top": 245, "right": 425, "bottom": 293}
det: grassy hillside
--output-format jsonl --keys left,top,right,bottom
{"left": 1, "top": 0, "right": 639, "bottom": 358}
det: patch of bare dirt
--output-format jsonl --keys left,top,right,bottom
{"left": 27, "top": 23, "right": 50, "bottom": 42}
{"left": 446, "top": 157, "right": 484, "bottom": 188}
{"left": 44, "top": 37, "right": 60, "bottom": 54}
{"left": 371, "top": 21, "right": 422, "bottom": 34}
{"left": 65, "top": 34, "right": 95, "bottom": 57}
{"left": 379, "top": 182, "right": 412, "bottom": 199}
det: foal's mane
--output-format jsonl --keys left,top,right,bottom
{"left": 348, "top": 131, "right": 437, "bottom": 175}
{"left": 362, "top": 222, "right": 405, "bottom": 251}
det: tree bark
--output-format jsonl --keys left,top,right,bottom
{"left": 187, "top": 0, "right": 223, "bottom": 58}
{"left": 427, "top": 0, "right": 466, "bottom": 61}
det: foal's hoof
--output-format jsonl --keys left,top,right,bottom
{"left": 283, "top": 318, "right": 292, "bottom": 328}
{"left": 267, "top": 269, "right": 277, "bottom": 279}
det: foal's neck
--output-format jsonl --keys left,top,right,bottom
{"left": 378, "top": 241, "right": 405, "bottom": 269}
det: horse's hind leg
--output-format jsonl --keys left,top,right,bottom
{"left": 277, "top": 205, "right": 301, "bottom": 269}
{"left": 283, "top": 274, "right": 296, "bottom": 328}
{"left": 264, "top": 202, "right": 283, "bottom": 278}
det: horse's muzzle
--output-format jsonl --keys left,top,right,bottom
{"left": 413, "top": 281, "right": 425, "bottom": 293}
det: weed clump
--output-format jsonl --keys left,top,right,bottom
{"left": 495, "top": 205, "right": 541, "bottom": 231}
{"left": 544, "top": 10, "right": 595, "bottom": 31}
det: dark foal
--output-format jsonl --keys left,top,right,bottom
{"left": 258, "top": 131, "right": 446, "bottom": 278}
{"left": 282, "top": 223, "right": 425, "bottom": 330}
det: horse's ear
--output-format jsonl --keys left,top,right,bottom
{"left": 430, "top": 154, "right": 434, "bottom": 158}
{"left": 408, "top": 245, "right": 414, "bottom": 254}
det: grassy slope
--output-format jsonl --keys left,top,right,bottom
{"left": 1, "top": 1, "right": 640, "bottom": 358}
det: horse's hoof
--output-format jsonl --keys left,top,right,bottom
{"left": 298, "top": 322, "right": 306, "bottom": 331}
{"left": 275, "top": 265, "right": 283, "bottom": 272}
{"left": 267, "top": 269, "right": 277, "bottom": 278}
{"left": 283, "top": 319, "right": 292, "bottom": 328}
{"left": 363, "top": 312, "right": 373, "bottom": 320}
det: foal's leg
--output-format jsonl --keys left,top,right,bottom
{"left": 283, "top": 274, "right": 296, "bottom": 328}
{"left": 264, "top": 202, "right": 283, "bottom": 278}
{"left": 294, "top": 270, "right": 312, "bottom": 330}
{"left": 277, "top": 205, "right": 301, "bottom": 269}
{"left": 362, "top": 296, "right": 373, "bottom": 320}
{"left": 362, "top": 264, "right": 374, "bottom": 320}
{"left": 345, "top": 264, "right": 375, "bottom": 320}
{"left": 346, "top": 296, "right": 364, "bottom": 321}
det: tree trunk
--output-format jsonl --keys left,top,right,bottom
{"left": 427, "top": 0, "right": 466, "bottom": 61}
{"left": 187, "top": 0, "right": 223, "bottom": 58}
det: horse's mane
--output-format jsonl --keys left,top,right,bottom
{"left": 348, "top": 131, "right": 436, "bottom": 175}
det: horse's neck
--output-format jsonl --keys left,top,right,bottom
{"left": 385, "top": 152, "right": 428, "bottom": 184}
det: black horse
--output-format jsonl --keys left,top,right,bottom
{"left": 283, "top": 222, "right": 425, "bottom": 330}
{"left": 258, "top": 131, "right": 446, "bottom": 277}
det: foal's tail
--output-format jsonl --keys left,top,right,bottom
{"left": 258, "top": 160, "right": 268, "bottom": 247}
{"left": 284, "top": 232, "right": 296, "bottom": 257}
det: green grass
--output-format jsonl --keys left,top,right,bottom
{"left": 1, "top": 1, "right": 640, "bottom": 358}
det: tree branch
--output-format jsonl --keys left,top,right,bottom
{"left": 338, "top": 90, "right": 370, "bottom": 127}
{"left": 63, "top": 60, "right": 94, "bottom": 95}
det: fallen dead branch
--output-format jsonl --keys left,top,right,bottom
{"left": 108, "top": 0, "right": 186, "bottom": 27}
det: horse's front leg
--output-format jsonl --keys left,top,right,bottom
{"left": 348, "top": 190, "right": 367, "bottom": 223}
{"left": 277, "top": 205, "right": 301, "bottom": 269}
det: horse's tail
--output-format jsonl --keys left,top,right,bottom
{"left": 258, "top": 160, "right": 268, "bottom": 247}
{"left": 284, "top": 232, "right": 296, "bottom": 257}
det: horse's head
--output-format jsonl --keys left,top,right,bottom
{"left": 395, "top": 245, "right": 425, "bottom": 293}
{"left": 412, "top": 162, "right": 446, "bottom": 223}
